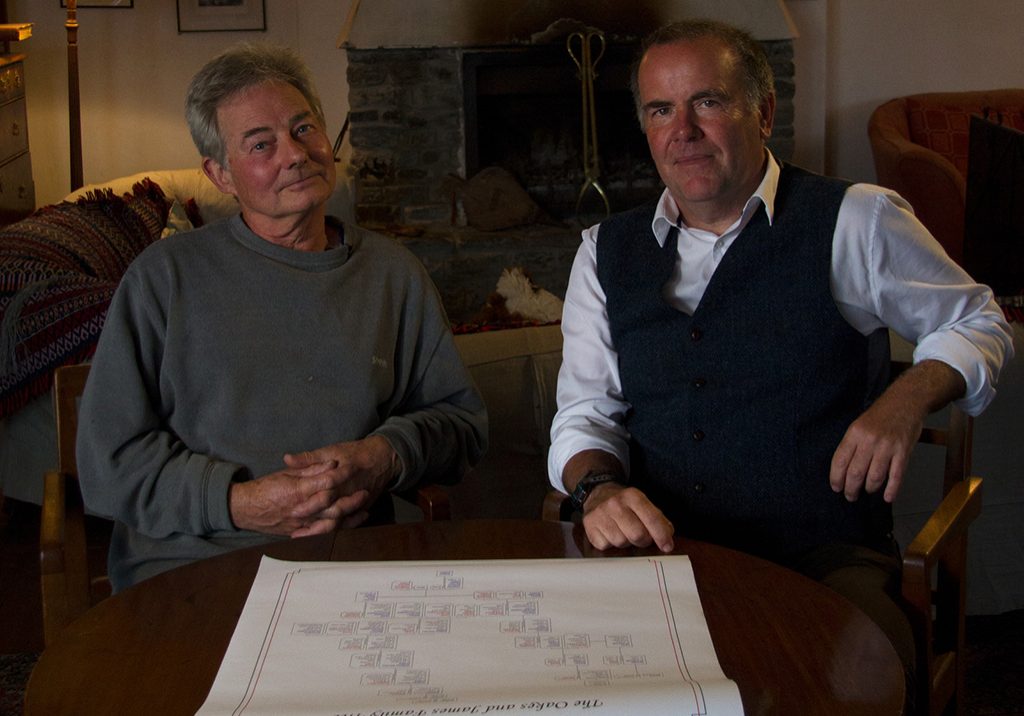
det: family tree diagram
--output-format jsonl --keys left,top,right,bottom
{"left": 290, "top": 566, "right": 674, "bottom": 702}
{"left": 197, "top": 557, "right": 744, "bottom": 716}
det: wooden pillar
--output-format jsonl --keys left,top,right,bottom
{"left": 66, "top": 0, "right": 83, "bottom": 191}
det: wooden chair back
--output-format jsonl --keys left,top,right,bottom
{"left": 39, "top": 363, "right": 110, "bottom": 647}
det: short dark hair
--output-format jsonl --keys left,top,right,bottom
{"left": 185, "top": 42, "right": 326, "bottom": 165}
{"left": 630, "top": 19, "right": 775, "bottom": 126}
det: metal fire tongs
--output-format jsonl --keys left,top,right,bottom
{"left": 567, "top": 30, "right": 610, "bottom": 222}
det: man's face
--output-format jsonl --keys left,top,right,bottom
{"left": 204, "top": 81, "right": 336, "bottom": 232}
{"left": 637, "top": 37, "right": 774, "bottom": 231}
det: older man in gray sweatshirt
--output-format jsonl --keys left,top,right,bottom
{"left": 77, "top": 43, "right": 487, "bottom": 590}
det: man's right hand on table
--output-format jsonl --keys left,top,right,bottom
{"left": 582, "top": 483, "right": 676, "bottom": 554}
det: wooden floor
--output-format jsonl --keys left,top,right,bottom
{"left": 2, "top": 496, "right": 1022, "bottom": 715}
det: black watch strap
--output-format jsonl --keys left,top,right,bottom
{"left": 569, "top": 473, "right": 624, "bottom": 511}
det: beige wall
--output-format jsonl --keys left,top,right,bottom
{"left": 8, "top": 0, "right": 1023, "bottom": 208}
{"left": 823, "top": 0, "right": 1024, "bottom": 183}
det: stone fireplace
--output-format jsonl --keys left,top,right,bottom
{"left": 338, "top": 0, "right": 797, "bottom": 320}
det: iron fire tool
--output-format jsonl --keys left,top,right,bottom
{"left": 567, "top": 29, "right": 611, "bottom": 223}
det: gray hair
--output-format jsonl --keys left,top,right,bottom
{"left": 630, "top": 19, "right": 775, "bottom": 126}
{"left": 185, "top": 42, "right": 326, "bottom": 165}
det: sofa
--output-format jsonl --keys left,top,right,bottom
{"left": 0, "top": 169, "right": 239, "bottom": 505}
{"left": 867, "top": 89, "right": 1024, "bottom": 266}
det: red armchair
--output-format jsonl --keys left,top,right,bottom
{"left": 868, "top": 89, "right": 1024, "bottom": 266}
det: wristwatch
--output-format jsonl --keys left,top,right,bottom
{"left": 569, "top": 473, "right": 624, "bottom": 511}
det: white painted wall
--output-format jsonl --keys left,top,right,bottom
{"left": 824, "top": 0, "right": 1024, "bottom": 183}
{"left": 8, "top": 0, "right": 1023, "bottom": 206}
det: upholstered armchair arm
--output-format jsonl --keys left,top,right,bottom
{"left": 892, "top": 145, "right": 966, "bottom": 264}
{"left": 868, "top": 101, "right": 968, "bottom": 264}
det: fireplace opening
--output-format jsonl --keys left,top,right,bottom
{"left": 464, "top": 43, "right": 662, "bottom": 224}
{"left": 344, "top": 36, "right": 792, "bottom": 230}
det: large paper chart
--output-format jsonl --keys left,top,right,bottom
{"left": 197, "top": 555, "right": 743, "bottom": 715}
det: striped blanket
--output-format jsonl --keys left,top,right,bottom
{"left": 0, "top": 180, "right": 170, "bottom": 419}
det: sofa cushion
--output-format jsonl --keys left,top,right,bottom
{"left": 0, "top": 180, "right": 170, "bottom": 419}
{"left": 906, "top": 98, "right": 1024, "bottom": 178}
{"left": 454, "top": 324, "right": 563, "bottom": 456}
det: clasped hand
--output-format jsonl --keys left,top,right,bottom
{"left": 228, "top": 435, "right": 400, "bottom": 538}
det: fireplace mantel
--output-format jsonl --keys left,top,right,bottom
{"left": 338, "top": 0, "right": 796, "bottom": 49}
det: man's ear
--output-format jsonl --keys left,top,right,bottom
{"left": 758, "top": 92, "right": 777, "bottom": 141}
{"left": 202, "top": 157, "right": 235, "bottom": 196}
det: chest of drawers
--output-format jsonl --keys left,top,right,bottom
{"left": 0, "top": 55, "right": 34, "bottom": 225}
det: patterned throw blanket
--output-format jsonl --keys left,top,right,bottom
{"left": 0, "top": 180, "right": 171, "bottom": 420}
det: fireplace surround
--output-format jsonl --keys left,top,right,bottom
{"left": 339, "top": 1, "right": 796, "bottom": 320}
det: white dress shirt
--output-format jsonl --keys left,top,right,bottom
{"left": 548, "top": 154, "right": 1014, "bottom": 488}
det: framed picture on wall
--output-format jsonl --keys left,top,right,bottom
{"left": 60, "top": 1, "right": 134, "bottom": 7}
{"left": 176, "top": 0, "right": 266, "bottom": 33}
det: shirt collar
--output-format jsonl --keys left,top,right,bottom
{"left": 650, "top": 151, "right": 781, "bottom": 246}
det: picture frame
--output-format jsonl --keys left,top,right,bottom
{"left": 176, "top": 0, "right": 266, "bottom": 33}
{"left": 60, "top": 1, "right": 134, "bottom": 7}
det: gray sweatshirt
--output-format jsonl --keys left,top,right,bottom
{"left": 78, "top": 215, "right": 487, "bottom": 589}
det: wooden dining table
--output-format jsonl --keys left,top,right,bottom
{"left": 24, "top": 519, "right": 904, "bottom": 715}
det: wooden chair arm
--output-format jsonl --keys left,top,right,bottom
{"left": 902, "top": 477, "right": 983, "bottom": 592}
{"left": 394, "top": 483, "right": 452, "bottom": 521}
{"left": 901, "top": 476, "right": 982, "bottom": 714}
{"left": 542, "top": 489, "right": 575, "bottom": 522}
{"left": 415, "top": 484, "right": 451, "bottom": 521}
{"left": 39, "top": 470, "right": 68, "bottom": 578}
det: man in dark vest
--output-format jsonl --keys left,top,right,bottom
{"left": 547, "top": 18, "right": 1013, "bottom": 696}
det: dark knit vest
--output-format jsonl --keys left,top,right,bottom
{"left": 596, "top": 164, "right": 892, "bottom": 563}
